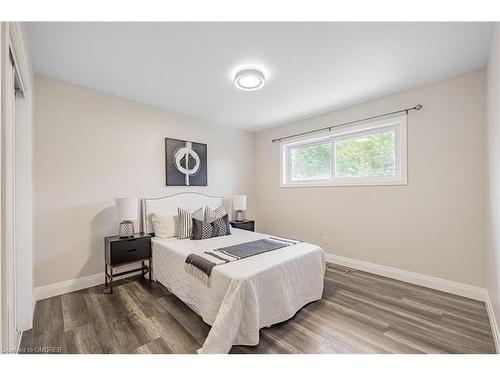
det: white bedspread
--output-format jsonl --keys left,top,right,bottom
{"left": 152, "top": 228, "right": 325, "bottom": 354}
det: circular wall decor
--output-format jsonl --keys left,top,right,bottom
{"left": 174, "top": 142, "right": 200, "bottom": 185}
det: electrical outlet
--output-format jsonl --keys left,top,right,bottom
{"left": 322, "top": 235, "right": 328, "bottom": 245}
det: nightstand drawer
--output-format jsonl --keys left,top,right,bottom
{"left": 104, "top": 233, "right": 152, "bottom": 294}
{"left": 110, "top": 237, "right": 151, "bottom": 265}
{"left": 230, "top": 220, "right": 255, "bottom": 232}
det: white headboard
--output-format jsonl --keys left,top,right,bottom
{"left": 142, "top": 192, "right": 223, "bottom": 235}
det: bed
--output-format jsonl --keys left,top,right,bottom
{"left": 142, "top": 193, "right": 326, "bottom": 354}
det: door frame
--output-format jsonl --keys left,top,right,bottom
{"left": 1, "top": 22, "right": 33, "bottom": 353}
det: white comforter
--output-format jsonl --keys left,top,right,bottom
{"left": 152, "top": 228, "right": 325, "bottom": 354}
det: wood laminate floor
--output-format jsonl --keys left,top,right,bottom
{"left": 20, "top": 264, "right": 497, "bottom": 354}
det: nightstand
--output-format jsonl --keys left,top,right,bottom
{"left": 104, "top": 233, "right": 152, "bottom": 294}
{"left": 229, "top": 220, "right": 255, "bottom": 232}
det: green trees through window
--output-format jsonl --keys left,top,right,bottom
{"left": 283, "top": 115, "right": 406, "bottom": 186}
{"left": 291, "top": 141, "right": 332, "bottom": 181}
{"left": 335, "top": 130, "right": 395, "bottom": 178}
{"left": 288, "top": 128, "right": 396, "bottom": 182}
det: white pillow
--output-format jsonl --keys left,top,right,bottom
{"left": 151, "top": 213, "right": 177, "bottom": 239}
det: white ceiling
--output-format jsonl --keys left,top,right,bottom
{"left": 25, "top": 22, "right": 493, "bottom": 131}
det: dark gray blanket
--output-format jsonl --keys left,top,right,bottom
{"left": 185, "top": 237, "right": 299, "bottom": 279}
{"left": 219, "top": 238, "right": 292, "bottom": 259}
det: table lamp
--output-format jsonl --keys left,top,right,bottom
{"left": 233, "top": 195, "right": 247, "bottom": 222}
{"left": 115, "top": 198, "right": 138, "bottom": 238}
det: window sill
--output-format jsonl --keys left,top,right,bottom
{"left": 280, "top": 178, "right": 408, "bottom": 188}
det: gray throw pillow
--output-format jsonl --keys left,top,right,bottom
{"left": 212, "top": 214, "right": 231, "bottom": 237}
{"left": 205, "top": 204, "right": 227, "bottom": 222}
{"left": 191, "top": 218, "right": 216, "bottom": 240}
{"left": 190, "top": 214, "right": 231, "bottom": 240}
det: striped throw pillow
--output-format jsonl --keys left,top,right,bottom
{"left": 205, "top": 204, "right": 227, "bottom": 223}
{"left": 177, "top": 207, "right": 204, "bottom": 239}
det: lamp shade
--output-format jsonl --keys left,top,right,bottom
{"left": 233, "top": 195, "right": 247, "bottom": 211}
{"left": 115, "top": 198, "right": 138, "bottom": 221}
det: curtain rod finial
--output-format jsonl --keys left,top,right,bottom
{"left": 415, "top": 104, "right": 423, "bottom": 110}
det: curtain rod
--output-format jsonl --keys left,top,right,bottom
{"left": 271, "top": 104, "right": 423, "bottom": 143}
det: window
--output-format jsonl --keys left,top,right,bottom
{"left": 281, "top": 114, "right": 407, "bottom": 187}
{"left": 289, "top": 140, "right": 332, "bottom": 182}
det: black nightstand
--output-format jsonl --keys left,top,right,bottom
{"left": 104, "top": 233, "right": 152, "bottom": 294}
{"left": 229, "top": 220, "right": 255, "bottom": 232}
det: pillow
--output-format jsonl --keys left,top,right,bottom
{"left": 191, "top": 214, "right": 231, "bottom": 240}
{"left": 177, "top": 207, "right": 204, "bottom": 239}
{"left": 191, "top": 218, "right": 216, "bottom": 240}
{"left": 151, "top": 213, "right": 176, "bottom": 239}
{"left": 212, "top": 214, "right": 231, "bottom": 237}
{"left": 205, "top": 204, "right": 227, "bottom": 223}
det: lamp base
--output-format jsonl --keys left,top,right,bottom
{"left": 119, "top": 220, "right": 135, "bottom": 238}
{"left": 235, "top": 210, "right": 245, "bottom": 222}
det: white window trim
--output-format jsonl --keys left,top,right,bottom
{"left": 280, "top": 114, "right": 408, "bottom": 187}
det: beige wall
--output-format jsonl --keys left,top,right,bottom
{"left": 486, "top": 24, "right": 500, "bottom": 331}
{"left": 34, "top": 76, "right": 255, "bottom": 287}
{"left": 35, "top": 69, "right": 489, "bottom": 290}
{"left": 255, "top": 70, "right": 486, "bottom": 287}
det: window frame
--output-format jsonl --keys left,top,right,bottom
{"left": 280, "top": 114, "right": 407, "bottom": 187}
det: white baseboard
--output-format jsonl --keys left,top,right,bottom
{"left": 34, "top": 270, "right": 142, "bottom": 301}
{"left": 485, "top": 291, "right": 500, "bottom": 354}
{"left": 325, "top": 253, "right": 487, "bottom": 301}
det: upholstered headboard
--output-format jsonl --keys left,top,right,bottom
{"left": 142, "top": 192, "right": 223, "bottom": 235}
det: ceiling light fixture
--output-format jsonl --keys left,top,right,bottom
{"left": 234, "top": 68, "right": 266, "bottom": 91}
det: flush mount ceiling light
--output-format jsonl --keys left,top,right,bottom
{"left": 234, "top": 68, "right": 266, "bottom": 91}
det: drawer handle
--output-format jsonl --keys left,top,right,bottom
{"left": 127, "top": 249, "right": 137, "bottom": 252}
